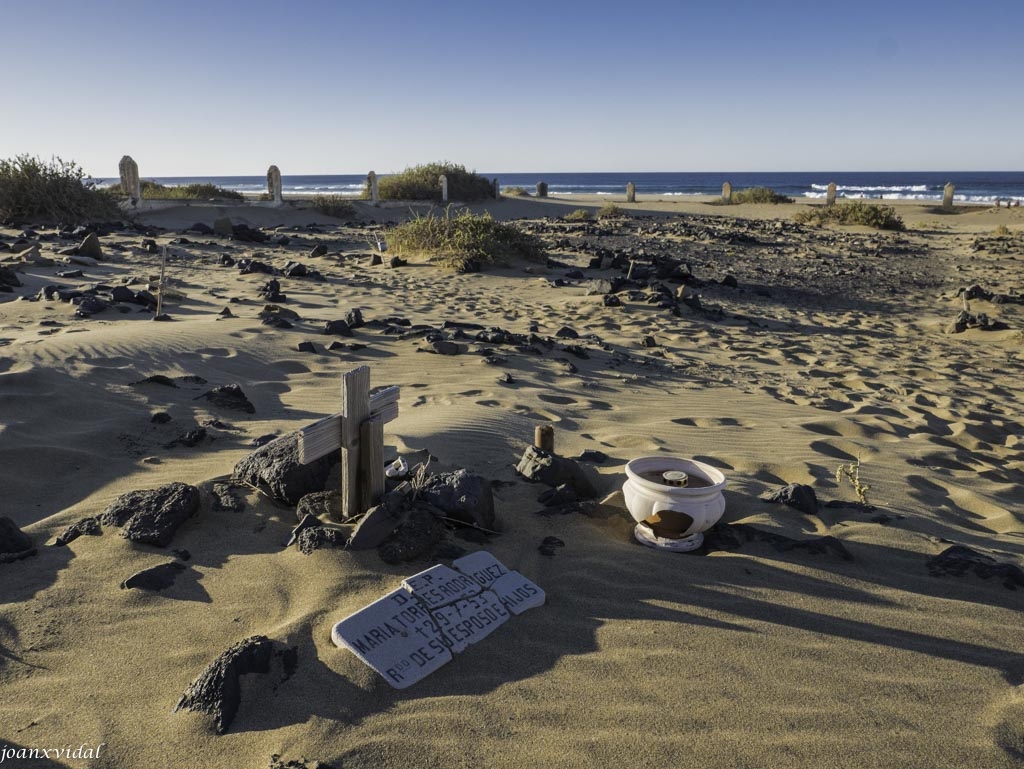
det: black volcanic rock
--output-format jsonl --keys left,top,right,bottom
{"left": 99, "top": 482, "right": 201, "bottom": 547}
{"left": 0, "top": 517, "right": 36, "bottom": 563}
{"left": 232, "top": 432, "right": 338, "bottom": 506}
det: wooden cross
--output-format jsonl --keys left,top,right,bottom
{"left": 297, "top": 366, "right": 400, "bottom": 520}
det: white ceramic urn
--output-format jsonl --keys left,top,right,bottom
{"left": 622, "top": 456, "right": 727, "bottom": 551}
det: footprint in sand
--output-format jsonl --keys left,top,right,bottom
{"left": 272, "top": 360, "right": 312, "bottom": 375}
{"left": 536, "top": 393, "right": 578, "bottom": 406}
{"left": 671, "top": 417, "right": 745, "bottom": 430}
{"left": 511, "top": 404, "right": 565, "bottom": 423}
{"left": 193, "top": 346, "right": 235, "bottom": 358}
{"left": 907, "top": 474, "right": 1018, "bottom": 535}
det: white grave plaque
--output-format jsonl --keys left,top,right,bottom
{"left": 402, "top": 564, "right": 481, "bottom": 609}
{"left": 489, "top": 571, "right": 546, "bottom": 615}
{"left": 331, "top": 588, "right": 451, "bottom": 689}
{"left": 454, "top": 551, "right": 545, "bottom": 615}
{"left": 432, "top": 590, "right": 510, "bottom": 652}
{"left": 332, "top": 553, "right": 545, "bottom": 688}
{"left": 453, "top": 550, "right": 510, "bottom": 588}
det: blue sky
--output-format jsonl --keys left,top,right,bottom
{"left": 4, "top": 0, "right": 1023, "bottom": 176}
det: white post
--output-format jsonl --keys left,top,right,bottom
{"left": 119, "top": 155, "right": 141, "bottom": 208}
{"left": 440, "top": 174, "right": 448, "bottom": 203}
{"left": 722, "top": 181, "right": 732, "bottom": 204}
{"left": 943, "top": 182, "right": 955, "bottom": 210}
{"left": 267, "top": 165, "right": 283, "bottom": 206}
{"left": 368, "top": 171, "right": 379, "bottom": 206}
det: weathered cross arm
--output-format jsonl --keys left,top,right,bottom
{"left": 296, "top": 366, "right": 400, "bottom": 520}
{"left": 297, "top": 385, "right": 400, "bottom": 464}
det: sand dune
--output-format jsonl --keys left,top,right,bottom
{"left": 1, "top": 196, "right": 1022, "bottom": 768}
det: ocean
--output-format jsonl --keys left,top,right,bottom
{"left": 94, "top": 171, "right": 1024, "bottom": 205}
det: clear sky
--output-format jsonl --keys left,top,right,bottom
{"left": 4, "top": 0, "right": 1023, "bottom": 177}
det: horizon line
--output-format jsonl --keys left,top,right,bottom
{"left": 88, "top": 169, "right": 1024, "bottom": 178}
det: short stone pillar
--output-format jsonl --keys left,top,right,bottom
{"left": 722, "top": 181, "right": 732, "bottom": 204}
{"left": 119, "top": 155, "right": 141, "bottom": 207}
{"left": 626, "top": 182, "right": 636, "bottom": 203}
{"left": 440, "top": 175, "right": 448, "bottom": 202}
{"left": 493, "top": 178, "right": 500, "bottom": 199}
{"left": 266, "top": 165, "right": 283, "bottom": 206}
{"left": 826, "top": 182, "right": 837, "bottom": 207}
{"left": 367, "top": 171, "right": 379, "bottom": 205}
{"left": 536, "top": 181, "right": 548, "bottom": 198}
{"left": 943, "top": 182, "right": 955, "bottom": 210}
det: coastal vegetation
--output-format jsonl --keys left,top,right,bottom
{"left": 714, "top": 186, "right": 793, "bottom": 205}
{"left": 597, "top": 202, "right": 627, "bottom": 219}
{"left": 0, "top": 154, "right": 121, "bottom": 224}
{"left": 501, "top": 186, "right": 530, "bottom": 197}
{"left": 372, "top": 162, "right": 495, "bottom": 202}
{"left": 136, "top": 180, "right": 244, "bottom": 201}
{"left": 310, "top": 195, "right": 357, "bottom": 220}
{"left": 388, "top": 208, "right": 546, "bottom": 272}
{"left": 564, "top": 209, "right": 592, "bottom": 221}
{"left": 733, "top": 186, "right": 793, "bottom": 204}
{"left": 794, "top": 200, "right": 905, "bottom": 231}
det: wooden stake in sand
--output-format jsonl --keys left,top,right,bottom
{"left": 722, "top": 181, "right": 732, "bottom": 204}
{"left": 297, "top": 366, "right": 400, "bottom": 520}
{"left": 536, "top": 181, "right": 548, "bottom": 198}
{"left": 440, "top": 175, "right": 448, "bottom": 203}
{"left": 155, "top": 246, "right": 168, "bottom": 317}
{"left": 943, "top": 182, "right": 955, "bottom": 210}
{"left": 534, "top": 425, "right": 555, "bottom": 453}
{"left": 826, "top": 182, "right": 837, "bottom": 208}
{"left": 626, "top": 182, "right": 636, "bottom": 203}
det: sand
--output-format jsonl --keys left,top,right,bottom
{"left": 1, "top": 194, "right": 1023, "bottom": 768}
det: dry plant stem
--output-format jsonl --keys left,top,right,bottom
{"left": 835, "top": 458, "right": 872, "bottom": 506}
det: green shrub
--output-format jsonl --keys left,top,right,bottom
{"left": 0, "top": 154, "right": 122, "bottom": 224}
{"left": 311, "top": 195, "right": 357, "bottom": 219}
{"left": 794, "top": 200, "right": 905, "bottom": 231}
{"left": 501, "top": 186, "right": 530, "bottom": 197}
{"left": 135, "top": 180, "right": 244, "bottom": 201}
{"left": 563, "top": 208, "right": 592, "bottom": 221}
{"left": 730, "top": 186, "right": 792, "bottom": 204}
{"left": 389, "top": 208, "right": 546, "bottom": 271}
{"left": 597, "top": 202, "right": 627, "bottom": 219}
{"left": 371, "top": 162, "right": 494, "bottom": 202}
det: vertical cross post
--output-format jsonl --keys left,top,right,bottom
{"left": 340, "top": 366, "right": 371, "bottom": 519}
{"left": 359, "top": 414, "right": 385, "bottom": 512}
